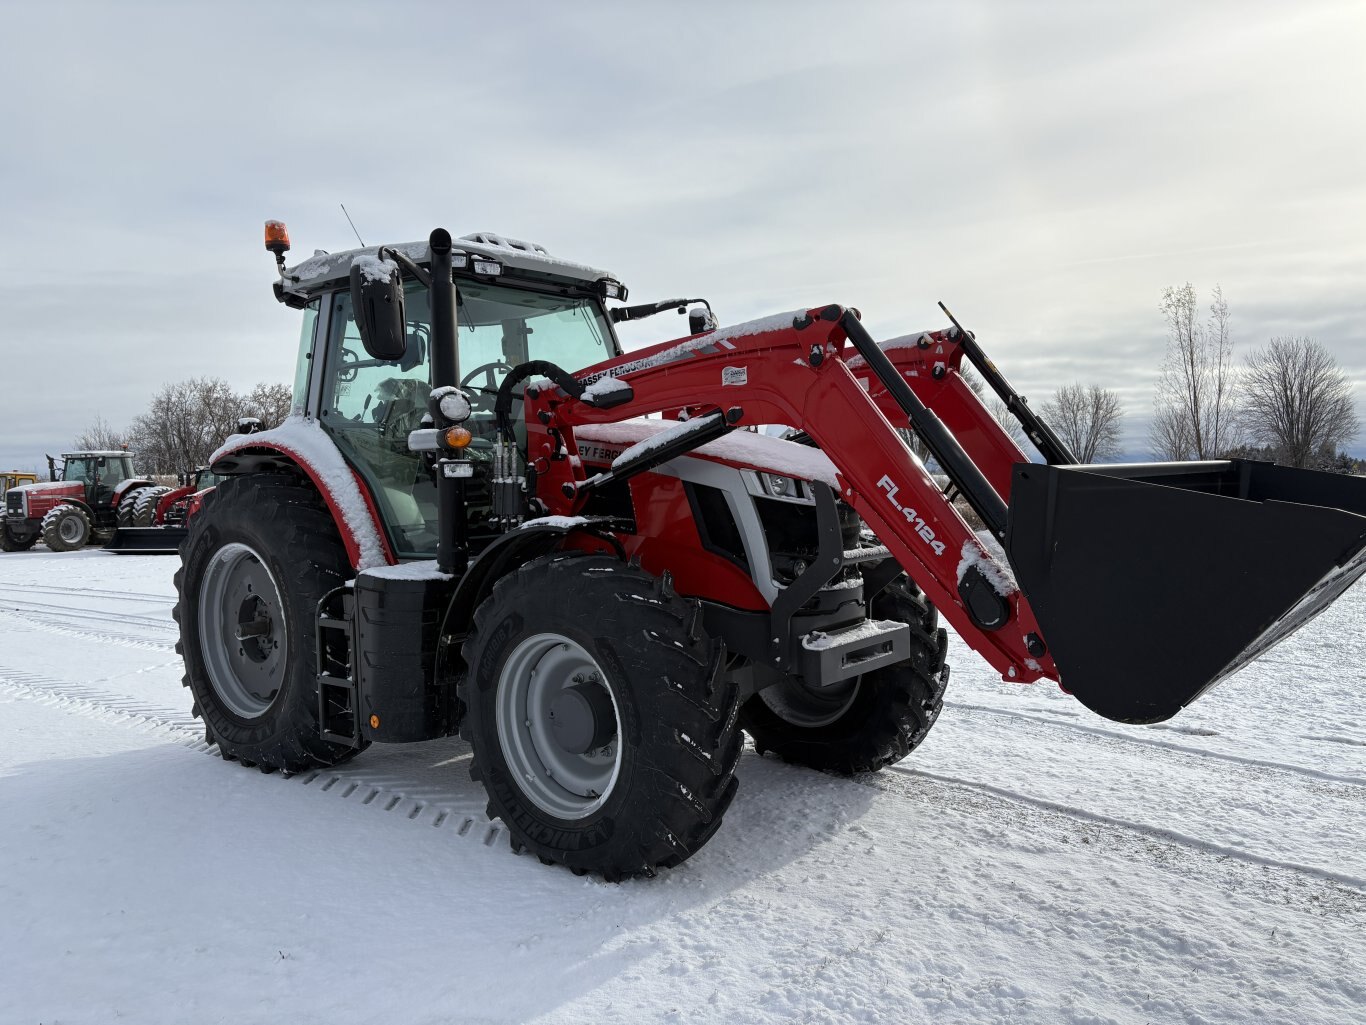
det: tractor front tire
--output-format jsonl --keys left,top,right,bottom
{"left": 1, "top": 522, "right": 38, "bottom": 552}
{"left": 174, "top": 474, "right": 367, "bottom": 773}
{"left": 461, "top": 553, "right": 742, "bottom": 879}
{"left": 741, "top": 575, "right": 949, "bottom": 775}
{"left": 41, "top": 505, "right": 92, "bottom": 551}
{"left": 133, "top": 486, "right": 171, "bottom": 527}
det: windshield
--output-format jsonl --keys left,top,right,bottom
{"left": 65, "top": 456, "right": 133, "bottom": 483}
{"left": 454, "top": 280, "right": 615, "bottom": 398}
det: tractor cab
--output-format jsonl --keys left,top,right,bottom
{"left": 271, "top": 233, "right": 624, "bottom": 559}
{"left": 2, "top": 472, "right": 38, "bottom": 496}
{"left": 60, "top": 452, "right": 135, "bottom": 508}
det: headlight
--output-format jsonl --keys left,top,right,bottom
{"left": 761, "top": 473, "right": 797, "bottom": 498}
{"left": 438, "top": 389, "right": 473, "bottom": 423}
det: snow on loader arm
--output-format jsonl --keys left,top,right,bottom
{"left": 530, "top": 304, "right": 1366, "bottom": 724}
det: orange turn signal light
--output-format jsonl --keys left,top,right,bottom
{"left": 264, "top": 219, "right": 291, "bottom": 255}
{"left": 443, "top": 426, "right": 473, "bottom": 449}
{"left": 369, "top": 714, "right": 380, "bottom": 729}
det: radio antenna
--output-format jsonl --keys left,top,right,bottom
{"left": 340, "top": 203, "right": 366, "bottom": 247}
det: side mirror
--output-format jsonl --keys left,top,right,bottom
{"left": 349, "top": 256, "right": 407, "bottom": 362}
{"left": 689, "top": 306, "right": 718, "bottom": 334}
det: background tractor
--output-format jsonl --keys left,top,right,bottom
{"left": 104, "top": 464, "right": 227, "bottom": 555}
{"left": 173, "top": 222, "right": 1366, "bottom": 879}
{"left": 2, "top": 451, "right": 154, "bottom": 552}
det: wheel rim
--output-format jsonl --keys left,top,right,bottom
{"left": 759, "top": 674, "right": 862, "bottom": 728}
{"left": 495, "top": 633, "right": 623, "bottom": 820}
{"left": 58, "top": 513, "right": 85, "bottom": 544}
{"left": 198, "top": 542, "right": 287, "bottom": 719}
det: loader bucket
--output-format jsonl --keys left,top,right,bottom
{"left": 102, "top": 526, "right": 188, "bottom": 555}
{"left": 1006, "top": 460, "right": 1366, "bottom": 724}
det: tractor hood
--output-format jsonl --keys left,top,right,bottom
{"left": 10, "top": 480, "right": 81, "bottom": 498}
{"left": 574, "top": 419, "right": 839, "bottom": 487}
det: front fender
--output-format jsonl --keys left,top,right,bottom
{"left": 209, "top": 417, "right": 393, "bottom": 570}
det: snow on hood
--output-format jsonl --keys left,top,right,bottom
{"left": 575, "top": 419, "right": 839, "bottom": 487}
{"left": 8, "top": 480, "right": 79, "bottom": 494}
{"left": 211, "top": 415, "right": 388, "bottom": 570}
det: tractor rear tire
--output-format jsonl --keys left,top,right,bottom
{"left": 133, "top": 486, "right": 171, "bottom": 527}
{"left": 174, "top": 474, "right": 367, "bottom": 773}
{"left": 41, "top": 505, "right": 92, "bottom": 551}
{"left": 117, "top": 487, "right": 151, "bottom": 528}
{"left": 1, "top": 523, "right": 38, "bottom": 552}
{"left": 461, "top": 553, "right": 743, "bottom": 879}
{"left": 741, "top": 575, "right": 949, "bottom": 775}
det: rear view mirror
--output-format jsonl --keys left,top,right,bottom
{"left": 349, "top": 256, "right": 408, "bottom": 362}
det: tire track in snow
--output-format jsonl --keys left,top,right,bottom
{"left": 0, "top": 666, "right": 502, "bottom": 848}
{"left": 0, "top": 607, "right": 178, "bottom": 653}
{"left": 0, "top": 582, "right": 172, "bottom": 605}
{"left": 944, "top": 700, "right": 1366, "bottom": 788}
{"left": 870, "top": 763, "right": 1366, "bottom": 893}
{"left": 0, "top": 595, "right": 175, "bottom": 630}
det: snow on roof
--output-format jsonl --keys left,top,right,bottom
{"left": 61, "top": 451, "right": 133, "bottom": 458}
{"left": 575, "top": 418, "right": 840, "bottom": 487}
{"left": 282, "top": 232, "right": 615, "bottom": 295}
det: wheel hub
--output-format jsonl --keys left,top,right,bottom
{"left": 547, "top": 679, "right": 616, "bottom": 755}
{"left": 495, "top": 634, "right": 623, "bottom": 820}
{"left": 198, "top": 542, "right": 287, "bottom": 719}
{"left": 58, "top": 515, "right": 83, "bottom": 543}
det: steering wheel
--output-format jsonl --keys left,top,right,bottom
{"left": 460, "top": 361, "right": 516, "bottom": 413}
{"left": 337, "top": 346, "right": 361, "bottom": 383}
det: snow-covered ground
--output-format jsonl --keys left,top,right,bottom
{"left": 1, "top": 550, "right": 1362, "bottom": 1024}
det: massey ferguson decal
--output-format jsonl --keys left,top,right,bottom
{"left": 877, "top": 475, "right": 946, "bottom": 556}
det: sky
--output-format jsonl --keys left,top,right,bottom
{"left": 1, "top": 1, "right": 1363, "bottom": 472}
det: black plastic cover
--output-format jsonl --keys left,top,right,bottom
{"left": 353, "top": 572, "right": 456, "bottom": 742}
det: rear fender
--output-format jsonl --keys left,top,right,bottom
{"left": 112, "top": 478, "right": 156, "bottom": 507}
{"left": 209, "top": 428, "right": 394, "bottom": 570}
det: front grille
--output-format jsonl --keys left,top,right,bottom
{"left": 5, "top": 492, "right": 22, "bottom": 516}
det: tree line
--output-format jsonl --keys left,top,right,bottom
{"left": 989, "top": 283, "right": 1360, "bottom": 471}
{"left": 75, "top": 378, "right": 291, "bottom": 475}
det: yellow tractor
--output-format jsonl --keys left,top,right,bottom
{"left": 1, "top": 472, "right": 38, "bottom": 496}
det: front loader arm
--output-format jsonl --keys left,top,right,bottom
{"left": 853, "top": 329, "right": 1033, "bottom": 504}
{"left": 524, "top": 305, "right": 1057, "bottom": 686}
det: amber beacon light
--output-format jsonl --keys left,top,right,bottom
{"left": 264, "top": 219, "right": 291, "bottom": 255}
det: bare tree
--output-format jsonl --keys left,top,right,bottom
{"left": 73, "top": 415, "right": 130, "bottom": 452}
{"left": 126, "top": 377, "right": 248, "bottom": 474}
{"left": 1240, "top": 336, "right": 1360, "bottom": 468}
{"left": 241, "top": 382, "right": 293, "bottom": 429}
{"left": 1040, "top": 383, "right": 1124, "bottom": 463}
{"left": 1151, "top": 283, "right": 1240, "bottom": 459}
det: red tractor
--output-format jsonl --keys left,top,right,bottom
{"left": 104, "top": 464, "right": 228, "bottom": 554}
{"left": 2, "top": 451, "right": 155, "bottom": 552}
{"left": 175, "top": 222, "right": 1366, "bottom": 879}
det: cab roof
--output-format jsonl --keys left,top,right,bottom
{"left": 278, "top": 231, "right": 618, "bottom": 301}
